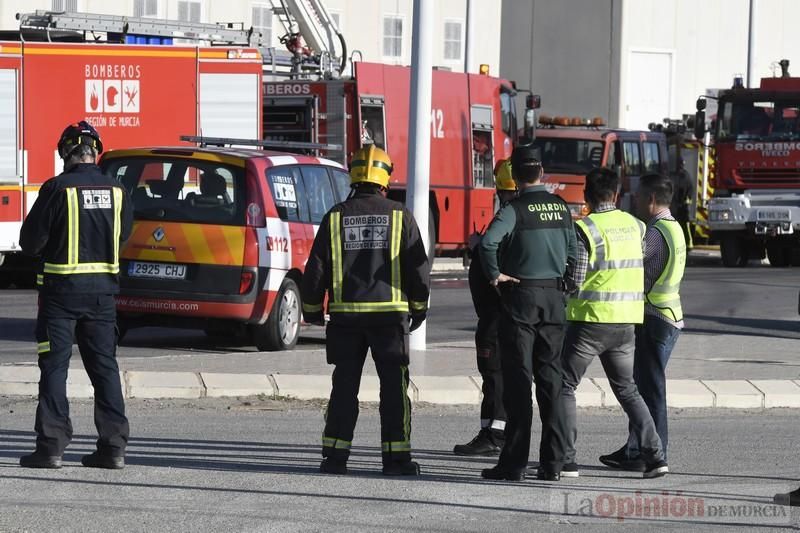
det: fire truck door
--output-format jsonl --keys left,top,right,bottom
{"left": 264, "top": 95, "right": 319, "bottom": 147}
{"left": 0, "top": 67, "right": 22, "bottom": 243}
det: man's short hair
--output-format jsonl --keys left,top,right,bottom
{"left": 584, "top": 167, "right": 619, "bottom": 203}
{"left": 510, "top": 158, "right": 542, "bottom": 184}
{"left": 638, "top": 173, "right": 673, "bottom": 206}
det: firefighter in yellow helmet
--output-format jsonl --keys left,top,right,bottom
{"left": 453, "top": 159, "right": 517, "bottom": 456}
{"left": 301, "top": 144, "right": 430, "bottom": 476}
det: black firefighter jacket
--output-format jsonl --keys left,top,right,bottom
{"left": 19, "top": 163, "right": 133, "bottom": 295}
{"left": 301, "top": 188, "right": 430, "bottom": 327}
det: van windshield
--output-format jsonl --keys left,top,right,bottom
{"left": 102, "top": 157, "right": 246, "bottom": 225}
{"left": 533, "top": 138, "right": 604, "bottom": 174}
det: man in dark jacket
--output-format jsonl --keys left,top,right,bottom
{"left": 478, "top": 145, "right": 577, "bottom": 481}
{"left": 453, "top": 160, "right": 516, "bottom": 456}
{"left": 18, "top": 121, "right": 133, "bottom": 469}
{"left": 301, "top": 145, "right": 430, "bottom": 476}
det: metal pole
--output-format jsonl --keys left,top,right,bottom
{"left": 407, "top": 0, "right": 432, "bottom": 351}
{"left": 747, "top": 0, "right": 757, "bottom": 88}
{"left": 464, "top": 0, "right": 476, "bottom": 73}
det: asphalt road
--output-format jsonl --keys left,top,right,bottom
{"left": 1, "top": 398, "right": 798, "bottom": 532}
{"left": 0, "top": 259, "right": 800, "bottom": 379}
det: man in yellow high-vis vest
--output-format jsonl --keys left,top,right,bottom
{"left": 600, "top": 173, "right": 686, "bottom": 471}
{"left": 561, "top": 168, "right": 668, "bottom": 479}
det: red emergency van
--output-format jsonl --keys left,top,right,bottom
{"left": 102, "top": 146, "right": 350, "bottom": 351}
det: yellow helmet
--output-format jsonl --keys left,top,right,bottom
{"left": 494, "top": 159, "right": 516, "bottom": 191}
{"left": 349, "top": 145, "right": 393, "bottom": 189}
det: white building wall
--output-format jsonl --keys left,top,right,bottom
{"left": 0, "top": 0, "right": 501, "bottom": 74}
{"left": 619, "top": 0, "right": 800, "bottom": 129}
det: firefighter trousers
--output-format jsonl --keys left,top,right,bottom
{"left": 34, "top": 293, "right": 129, "bottom": 457}
{"left": 322, "top": 323, "right": 412, "bottom": 465}
{"left": 496, "top": 285, "right": 567, "bottom": 474}
{"left": 475, "top": 320, "right": 505, "bottom": 427}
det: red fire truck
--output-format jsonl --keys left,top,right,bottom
{"left": 0, "top": 33, "right": 263, "bottom": 285}
{"left": 263, "top": 64, "right": 535, "bottom": 257}
{"left": 533, "top": 116, "right": 669, "bottom": 218}
{"left": 695, "top": 60, "right": 800, "bottom": 267}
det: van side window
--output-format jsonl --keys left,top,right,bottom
{"left": 622, "top": 141, "right": 642, "bottom": 175}
{"left": 330, "top": 169, "right": 352, "bottom": 202}
{"left": 605, "top": 141, "right": 620, "bottom": 169}
{"left": 642, "top": 141, "right": 661, "bottom": 173}
{"left": 300, "top": 166, "right": 336, "bottom": 223}
{"left": 267, "top": 166, "right": 308, "bottom": 223}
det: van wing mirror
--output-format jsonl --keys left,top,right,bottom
{"left": 526, "top": 94, "right": 541, "bottom": 110}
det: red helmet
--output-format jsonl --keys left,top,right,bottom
{"left": 57, "top": 120, "right": 103, "bottom": 159}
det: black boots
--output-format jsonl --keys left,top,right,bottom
{"left": 453, "top": 428, "right": 505, "bottom": 456}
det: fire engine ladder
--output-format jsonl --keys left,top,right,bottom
{"left": 17, "top": 9, "right": 299, "bottom": 70}
{"left": 268, "top": 0, "right": 346, "bottom": 78}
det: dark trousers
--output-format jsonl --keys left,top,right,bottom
{"left": 561, "top": 322, "right": 664, "bottom": 464}
{"left": 475, "top": 319, "right": 505, "bottom": 427}
{"left": 322, "top": 323, "right": 412, "bottom": 465}
{"left": 496, "top": 285, "right": 567, "bottom": 473}
{"left": 626, "top": 317, "right": 681, "bottom": 461}
{"left": 35, "top": 293, "right": 129, "bottom": 456}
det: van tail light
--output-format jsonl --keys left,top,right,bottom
{"left": 246, "top": 202, "right": 266, "bottom": 227}
{"left": 239, "top": 270, "right": 255, "bottom": 294}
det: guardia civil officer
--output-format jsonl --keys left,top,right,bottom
{"left": 301, "top": 145, "right": 430, "bottom": 476}
{"left": 478, "top": 145, "right": 576, "bottom": 481}
{"left": 19, "top": 121, "right": 133, "bottom": 469}
{"left": 452, "top": 160, "right": 516, "bottom": 456}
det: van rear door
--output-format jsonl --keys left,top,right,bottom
{"left": 104, "top": 156, "right": 249, "bottom": 301}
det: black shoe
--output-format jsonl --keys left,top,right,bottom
{"left": 19, "top": 452, "right": 62, "bottom": 469}
{"left": 599, "top": 446, "right": 647, "bottom": 472}
{"left": 774, "top": 487, "right": 800, "bottom": 507}
{"left": 481, "top": 466, "right": 525, "bottom": 481}
{"left": 643, "top": 460, "right": 669, "bottom": 479}
{"left": 382, "top": 460, "right": 420, "bottom": 476}
{"left": 453, "top": 428, "right": 503, "bottom": 456}
{"left": 535, "top": 468, "right": 561, "bottom": 481}
{"left": 319, "top": 458, "right": 347, "bottom": 475}
{"left": 81, "top": 452, "right": 124, "bottom": 470}
{"left": 560, "top": 462, "right": 580, "bottom": 478}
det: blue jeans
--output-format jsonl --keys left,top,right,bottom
{"left": 626, "top": 317, "right": 681, "bottom": 461}
{"left": 562, "top": 322, "right": 664, "bottom": 464}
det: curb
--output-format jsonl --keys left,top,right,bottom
{"left": 2, "top": 366, "right": 800, "bottom": 408}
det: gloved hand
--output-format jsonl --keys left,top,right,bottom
{"left": 304, "top": 311, "right": 325, "bottom": 326}
{"left": 409, "top": 312, "right": 427, "bottom": 332}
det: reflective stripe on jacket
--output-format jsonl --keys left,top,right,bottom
{"left": 19, "top": 163, "right": 133, "bottom": 294}
{"left": 648, "top": 218, "right": 686, "bottom": 322}
{"left": 567, "top": 210, "right": 645, "bottom": 324}
{"left": 301, "top": 188, "right": 430, "bottom": 326}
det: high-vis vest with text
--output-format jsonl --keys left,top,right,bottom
{"left": 648, "top": 219, "right": 686, "bottom": 322}
{"left": 567, "top": 210, "right": 645, "bottom": 324}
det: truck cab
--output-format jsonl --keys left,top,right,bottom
{"left": 534, "top": 117, "right": 668, "bottom": 217}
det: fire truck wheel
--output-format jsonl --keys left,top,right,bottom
{"left": 766, "top": 244, "right": 790, "bottom": 267}
{"left": 253, "top": 278, "right": 301, "bottom": 351}
{"left": 720, "top": 235, "right": 747, "bottom": 267}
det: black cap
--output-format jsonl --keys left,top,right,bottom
{"left": 510, "top": 144, "right": 541, "bottom": 170}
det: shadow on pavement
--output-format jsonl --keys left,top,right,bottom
{"left": 683, "top": 314, "right": 800, "bottom": 340}
{"left": 0, "top": 318, "right": 35, "bottom": 342}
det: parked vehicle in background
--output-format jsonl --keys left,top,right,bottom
{"left": 695, "top": 60, "right": 800, "bottom": 267}
{"left": 102, "top": 145, "right": 350, "bottom": 351}
{"left": 533, "top": 116, "right": 668, "bottom": 217}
